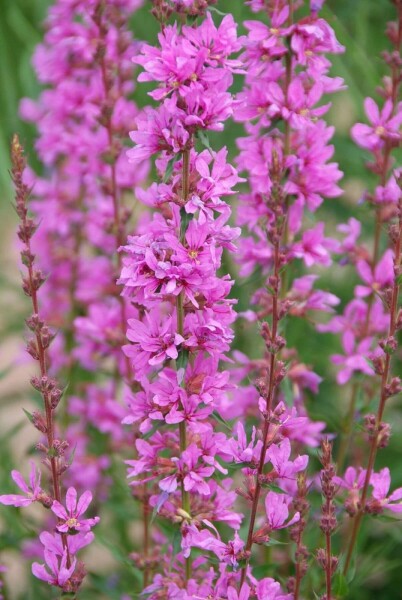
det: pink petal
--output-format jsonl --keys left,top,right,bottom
{"left": 356, "top": 260, "right": 372, "bottom": 285}
{"left": 51, "top": 500, "right": 68, "bottom": 521}
{"left": 0, "top": 494, "right": 32, "bottom": 507}
{"left": 76, "top": 490, "right": 92, "bottom": 517}
{"left": 388, "top": 488, "right": 402, "bottom": 502}
{"left": 32, "top": 562, "right": 53, "bottom": 584}
{"left": 364, "top": 97, "right": 379, "bottom": 124}
{"left": 11, "top": 470, "right": 29, "bottom": 495}
{"left": 65, "top": 487, "right": 78, "bottom": 514}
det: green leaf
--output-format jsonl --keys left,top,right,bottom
{"left": 266, "top": 483, "right": 286, "bottom": 494}
{"left": 264, "top": 538, "right": 289, "bottom": 546}
{"left": 163, "top": 153, "right": 180, "bottom": 183}
{"left": 179, "top": 207, "right": 193, "bottom": 239}
{"left": 176, "top": 348, "right": 189, "bottom": 371}
{"left": 22, "top": 407, "right": 34, "bottom": 424}
{"left": 66, "top": 444, "right": 77, "bottom": 467}
{"left": 333, "top": 572, "right": 349, "bottom": 597}
{"left": 172, "top": 528, "right": 181, "bottom": 557}
{"left": 281, "top": 377, "right": 293, "bottom": 407}
{"left": 197, "top": 129, "right": 213, "bottom": 153}
{"left": 208, "top": 6, "right": 227, "bottom": 16}
{"left": 211, "top": 410, "right": 232, "bottom": 431}
{"left": 226, "top": 461, "right": 251, "bottom": 471}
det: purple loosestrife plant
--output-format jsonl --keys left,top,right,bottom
{"left": 19, "top": 0, "right": 149, "bottom": 509}
{"left": 0, "top": 137, "right": 99, "bottom": 596}
{"left": 330, "top": 1, "right": 402, "bottom": 576}
{"left": 232, "top": 0, "right": 344, "bottom": 595}
{"left": 118, "top": 4, "right": 265, "bottom": 595}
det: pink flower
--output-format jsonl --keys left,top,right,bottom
{"left": 337, "top": 217, "right": 361, "bottom": 252}
{"left": 0, "top": 462, "right": 43, "bottom": 507}
{"left": 264, "top": 78, "right": 331, "bottom": 129}
{"left": 32, "top": 549, "right": 76, "bottom": 588}
{"left": 51, "top": 488, "right": 99, "bottom": 533}
{"left": 225, "top": 421, "right": 261, "bottom": 464}
{"left": 370, "top": 468, "right": 402, "bottom": 513}
{"left": 334, "top": 466, "right": 366, "bottom": 492}
{"left": 228, "top": 583, "right": 251, "bottom": 600}
{"left": 289, "top": 274, "right": 340, "bottom": 315}
{"left": 128, "top": 104, "right": 189, "bottom": 163}
{"left": 265, "top": 492, "right": 300, "bottom": 531}
{"left": 266, "top": 438, "right": 309, "bottom": 486}
{"left": 125, "top": 312, "right": 184, "bottom": 368}
{"left": 160, "top": 444, "right": 214, "bottom": 496}
{"left": 351, "top": 98, "right": 402, "bottom": 151}
{"left": 332, "top": 337, "right": 374, "bottom": 384}
{"left": 334, "top": 467, "right": 366, "bottom": 516}
{"left": 355, "top": 249, "right": 394, "bottom": 297}
{"left": 182, "top": 13, "right": 243, "bottom": 71}
{"left": 39, "top": 530, "right": 94, "bottom": 556}
{"left": 256, "top": 578, "right": 293, "bottom": 600}
{"left": 292, "top": 223, "right": 338, "bottom": 267}
{"left": 374, "top": 170, "right": 402, "bottom": 204}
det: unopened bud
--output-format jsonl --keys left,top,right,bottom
{"left": 32, "top": 411, "right": 47, "bottom": 433}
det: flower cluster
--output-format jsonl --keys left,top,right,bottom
{"left": 19, "top": 0, "right": 149, "bottom": 504}
{"left": 119, "top": 8, "right": 252, "bottom": 593}
{"left": 323, "top": 4, "right": 402, "bottom": 574}
{"left": 231, "top": 1, "right": 345, "bottom": 594}
{"left": 0, "top": 137, "right": 99, "bottom": 594}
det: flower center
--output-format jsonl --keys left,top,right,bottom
{"left": 66, "top": 517, "right": 79, "bottom": 528}
{"left": 375, "top": 125, "right": 385, "bottom": 136}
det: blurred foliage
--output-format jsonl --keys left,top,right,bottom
{"left": 1, "top": 1, "right": 402, "bottom": 599}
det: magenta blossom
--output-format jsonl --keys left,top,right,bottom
{"left": 32, "top": 549, "right": 76, "bottom": 589}
{"left": 334, "top": 466, "right": 366, "bottom": 492}
{"left": 266, "top": 438, "right": 309, "bottom": 487}
{"left": 292, "top": 222, "right": 338, "bottom": 267}
{"left": 39, "top": 530, "right": 94, "bottom": 556}
{"left": 355, "top": 249, "right": 394, "bottom": 298}
{"left": 265, "top": 491, "right": 300, "bottom": 531}
{"left": 351, "top": 97, "right": 402, "bottom": 151}
{"left": 332, "top": 334, "right": 375, "bottom": 384}
{"left": 0, "top": 462, "right": 43, "bottom": 507}
{"left": 370, "top": 468, "right": 402, "bottom": 513}
{"left": 160, "top": 444, "right": 214, "bottom": 496}
{"left": 51, "top": 488, "right": 99, "bottom": 533}
{"left": 125, "top": 312, "right": 184, "bottom": 368}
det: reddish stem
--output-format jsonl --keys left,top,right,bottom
{"left": 11, "top": 136, "right": 71, "bottom": 566}
{"left": 239, "top": 240, "right": 281, "bottom": 588}
{"left": 343, "top": 210, "right": 402, "bottom": 575}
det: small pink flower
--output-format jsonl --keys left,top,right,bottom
{"left": 351, "top": 98, "right": 402, "bottom": 151}
{"left": 292, "top": 223, "right": 338, "bottom": 267}
{"left": 0, "top": 462, "right": 42, "bottom": 508}
{"left": 228, "top": 583, "right": 251, "bottom": 600}
{"left": 266, "top": 438, "right": 309, "bottom": 484}
{"left": 355, "top": 249, "right": 394, "bottom": 298}
{"left": 265, "top": 491, "right": 300, "bottom": 531}
{"left": 32, "top": 549, "right": 76, "bottom": 588}
{"left": 332, "top": 337, "right": 374, "bottom": 384}
{"left": 334, "top": 466, "right": 366, "bottom": 491}
{"left": 370, "top": 468, "right": 402, "bottom": 513}
{"left": 51, "top": 488, "right": 99, "bottom": 533}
